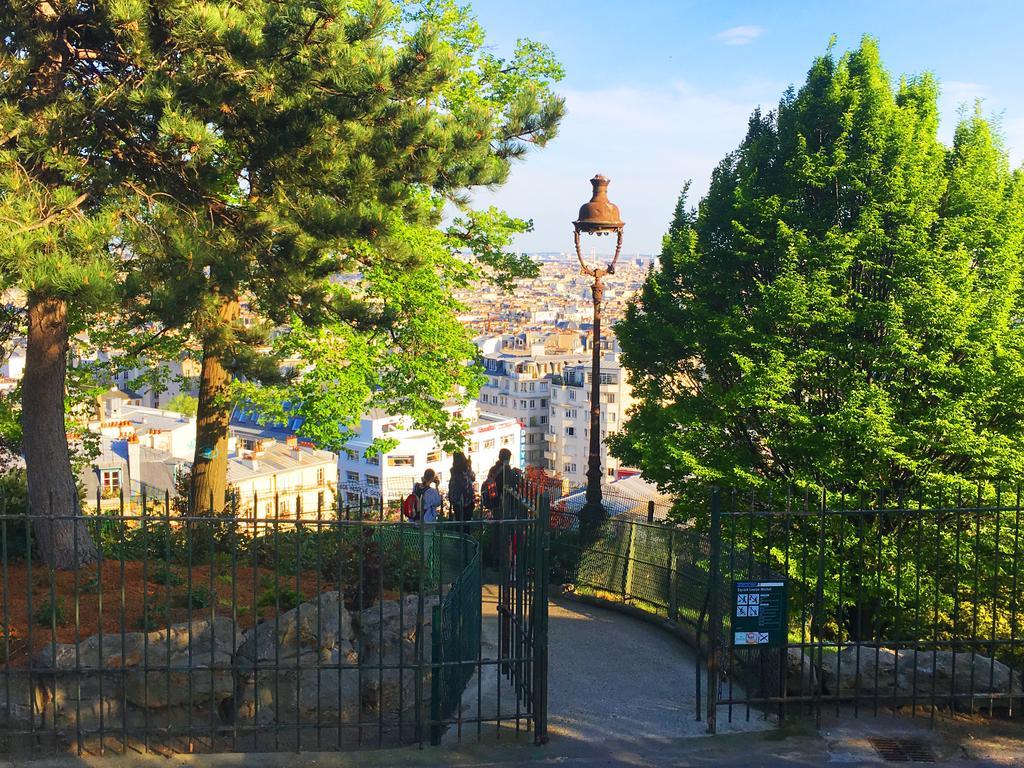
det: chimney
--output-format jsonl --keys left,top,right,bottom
{"left": 286, "top": 435, "right": 298, "bottom": 449}
{"left": 245, "top": 452, "right": 259, "bottom": 472}
{"left": 126, "top": 433, "right": 141, "bottom": 492}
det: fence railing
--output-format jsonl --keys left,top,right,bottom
{"left": 0, "top": 483, "right": 544, "bottom": 758}
{"left": 548, "top": 484, "right": 1024, "bottom": 733}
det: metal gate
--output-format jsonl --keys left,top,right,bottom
{"left": 705, "top": 488, "right": 1024, "bottom": 732}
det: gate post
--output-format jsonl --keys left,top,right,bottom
{"left": 706, "top": 488, "right": 722, "bottom": 734}
{"left": 533, "top": 493, "right": 551, "bottom": 745}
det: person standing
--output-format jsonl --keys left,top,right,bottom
{"left": 412, "top": 468, "right": 443, "bottom": 523}
{"left": 448, "top": 452, "right": 476, "bottom": 526}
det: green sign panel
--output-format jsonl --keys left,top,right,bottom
{"left": 731, "top": 580, "right": 788, "bottom": 648}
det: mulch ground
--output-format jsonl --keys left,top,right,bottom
{"left": 0, "top": 560, "right": 389, "bottom": 666}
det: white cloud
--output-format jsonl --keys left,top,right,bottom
{"left": 469, "top": 79, "right": 784, "bottom": 255}
{"left": 714, "top": 26, "right": 764, "bottom": 47}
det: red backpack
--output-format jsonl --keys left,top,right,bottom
{"left": 401, "top": 486, "right": 424, "bottom": 520}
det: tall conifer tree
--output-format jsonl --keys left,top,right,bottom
{"left": 613, "top": 39, "right": 1024, "bottom": 508}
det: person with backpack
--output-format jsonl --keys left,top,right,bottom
{"left": 402, "top": 468, "right": 442, "bottom": 523}
{"left": 482, "top": 448, "right": 521, "bottom": 565}
{"left": 448, "top": 452, "right": 476, "bottom": 526}
{"left": 482, "top": 448, "right": 520, "bottom": 513}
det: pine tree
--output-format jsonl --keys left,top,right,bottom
{"left": 612, "top": 38, "right": 1024, "bottom": 510}
{"left": 113, "top": 0, "right": 564, "bottom": 513}
{"left": 0, "top": 1, "right": 159, "bottom": 567}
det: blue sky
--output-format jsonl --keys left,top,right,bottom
{"left": 468, "top": 0, "right": 1024, "bottom": 255}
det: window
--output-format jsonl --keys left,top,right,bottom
{"left": 609, "top": 412, "right": 617, "bottom": 423}
{"left": 563, "top": 463, "right": 577, "bottom": 474}
{"left": 501, "top": 434, "right": 514, "bottom": 445}
{"left": 520, "top": 400, "right": 527, "bottom": 409}
{"left": 365, "top": 453, "right": 379, "bottom": 466}
{"left": 569, "top": 390, "right": 576, "bottom": 401}
{"left": 387, "top": 455, "right": 415, "bottom": 467}
{"left": 483, "top": 439, "right": 495, "bottom": 449}
{"left": 564, "top": 426, "right": 575, "bottom": 436}
{"left": 529, "top": 382, "right": 536, "bottom": 392}
{"left": 346, "top": 471, "right": 360, "bottom": 484}
{"left": 606, "top": 393, "right": 616, "bottom": 404}
{"left": 541, "top": 399, "right": 547, "bottom": 408}
{"left": 468, "top": 442, "right": 479, "bottom": 454}
{"left": 600, "top": 373, "right": 615, "bottom": 385}
{"left": 566, "top": 409, "right": 578, "bottom": 419}
{"left": 344, "top": 448, "right": 358, "bottom": 461}
{"left": 100, "top": 468, "right": 121, "bottom": 494}
{"left": 529, "top": 400, "right": 535, "bottom": 408}
{"left": 381, "top": 421, "right": 398, "bottom": 433}
{"left": 426, "top": 449, "right": 443, "bottom": 463}
{"left": 365, "top": 475, "right": 380, "bottom": 487}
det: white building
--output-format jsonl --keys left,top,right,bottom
{"left": 336, "top": 400, "right": 522, "bottom": 506}
{"left": 1, "top": 341, "right": 26, "bottom": 381}
{"left": 476, "top": 333, "right": 589, "bottom": 467}
{"left": 545, "top": 346, "right": 636, "bottom": 487}
{"left": 83, "top": 395, "right": 337, "bottom": 516}
{"left": 98, "top": 352, "right": 202, "bottom": 410}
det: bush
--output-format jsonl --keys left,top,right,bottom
{"left": 0, "top": 470, "right": 33, "bottom": 562}
{"left": 34, "top": 597, "right": 68, "bottom": 628}
{"left": 183, "top": 584, "right": 213, "bottom": 610}
{"left": 256, "top": 582, "right": 305, "bottom": 613}
{"left": 322, "top": 528, "right": 382, "bottom": 610}
{"left": 148, "top": 564, "right": 182, "bottom": 587}
{"left": 136, "top": 603, "right": 169, "bottom": 631}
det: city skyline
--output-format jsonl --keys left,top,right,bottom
{"left": 469, "top": 0, "right": 1024, "bottom": 255}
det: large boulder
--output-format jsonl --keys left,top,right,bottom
{"left": 233, "top": 591, "right": 359, "bottom": 727}
{"left": 819, "top": 644, "right": 1023, "bottom": 708}
{"left": 356, "top": 594, "right": 438, "bottom": 722}
{"left": 32, "top": 618, "right": 238, "bottom": 731}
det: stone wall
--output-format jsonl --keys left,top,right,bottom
{"left": 6, "top": 592, "right": 442, "bottom": 747}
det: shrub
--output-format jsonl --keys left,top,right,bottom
{"left": 0, "top": 470, "right": 33, "bottom": 561}
{"left": 34, "top": 597, "right": 68, "bottom": 628}
{"left": 183, "top": 584, "right": 214, "bottom": 610}
{"left": 256, "top": 584, "right": 305, "bottom": 613}
{"left": 322, "top": 528, "right": 383, "bottom": 610}
{"left": 148, "top": 564, "right": 182, "bottom": 587}
{"left": 136, "top": 603, "right": 169, "bottom": 631}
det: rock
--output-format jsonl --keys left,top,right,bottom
{"left": 235, "top": 591, "right": 355, "bottom": 665}
{"left": 818, "top": 644, "right": 1024, "bottom": 708}
{"left": 356, "top": 594, "right": 438, "bottom": 721}
{"left": 234, "top": 592, "right": 360, "bottom": 727}
{"left": 0, "top": 673, "right": 46, "bottom": 729}
{"left": 122, "top": 618, "right": 237, "bottom": 708}
{"left": 785, "top": 646, "right": 818, "bottom": 696}
{"left": 31, "top": 618, "right": 238, "bottom": 731}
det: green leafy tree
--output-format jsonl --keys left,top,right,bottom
{"left": 165, "top": 393, "right": 199, "bottom": 418}
{"left": 613, "top": 38, "right": 1024, "bottom": 511}
{"left": 117, "top": 0, "right": 562, "bottom": 513}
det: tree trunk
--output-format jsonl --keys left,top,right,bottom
{"left": 190, "top": 298, "right": 240, "bottom": 515}
{"left": 22, "top": 294, "right": 99, "bottom": 570}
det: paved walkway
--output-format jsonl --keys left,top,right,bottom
{"left": 444, "top": 584, "right": 769, "bottom": 750}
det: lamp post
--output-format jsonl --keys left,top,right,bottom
{"left": 573, "top": 174, "right": 624, "bottom": 526}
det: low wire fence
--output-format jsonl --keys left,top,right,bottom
{"left": 0, "top": 484, "right": 545, "bottom": 758}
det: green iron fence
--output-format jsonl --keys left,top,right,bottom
{"left": 0, "top": 480, "right": 549, "bottom": 758}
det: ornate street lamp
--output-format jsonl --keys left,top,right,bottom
{"left": 572, "top": 174, "right": 624, "bottom": 526}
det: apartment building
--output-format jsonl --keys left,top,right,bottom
{"left": 545, "top": 347, "right": 635, "bottom": 486}
{"left": 336, "top": 400, "right": 522, "bottom": 504}
{"left": 83, "top": 393, "right": 337, "bottom": 516}
{"left": 476, "top": 333, "right": 590, "bottom": 467}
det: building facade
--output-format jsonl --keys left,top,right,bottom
{"left": 336, "top": 400, "right": 522, "bottom": 505}
{"left": 545, "top": 347, "right": 636, "bottom": 486}
{"left": 476, "top": 333, "right": 589, "bottom": 467}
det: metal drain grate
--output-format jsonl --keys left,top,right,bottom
{"left": 868, "top": 737, "right": 937, "bottom": 763}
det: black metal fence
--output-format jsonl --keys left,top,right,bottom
{"left": 547, "top": 483, "right": 1024, "bottom": 733}
{"left": 0, "top": 482, "right": 549, "bottom": 757}
{"left": 707, "top": 488, "right": 1024, "bottom": 731}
